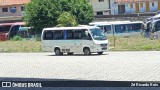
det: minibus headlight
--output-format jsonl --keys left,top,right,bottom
{"left": 100, "top": 44, "right": 107, "bottom": 47}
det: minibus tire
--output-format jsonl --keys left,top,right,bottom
{"left": 98, "top": 52, "right": 103, "bottom": 55}
{"left": 55, "top": 48, "right": 62, "bottom": 56}
{"left": 83, "top": 48, "right": 91, "bottom": 55}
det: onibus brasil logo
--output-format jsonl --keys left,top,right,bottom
{"left": 2, "top": 82, "right": 42, "bottom": 87}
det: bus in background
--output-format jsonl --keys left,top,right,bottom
{"left": 114, "top": 21, "right": 144, "bottom": 37}
{"left": 89, "top": 21, "right": 144, "bottom": 37}
{"left": 143, "top": 21, "right": 152, "bottom": 38}
{"left": 41, "top": 26, "right": 108, "bottom": 55}
{"left": 0, "top": 22, "right": 28, "bottom": 41}
{"left": 150, "top": 19, "right": 160, "bottom": 39}
{"left": 18, "top": 27, "right": 31, "bottom": 38}
{"left": 0, "top": 23, "right": 13, "bottom": 41}
{"left": 8, "top": 22, "right": 26, "bottom": 39}
{"left": 90, "top": 23, "right": 112, "bottom": 35}
{"left": 89, "top": 21, "right": 131, "bottom": 26}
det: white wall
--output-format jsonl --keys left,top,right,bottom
{"left": 92, "top": 0, "right": 159, "bottom": 15}
{"left": 110, "top": 0, "right": 118, "bottom": 15}
{"left": 125, "top": 4, "right": 131, "bottom": 14}
{"left": 139, "top": 3, "right": 146, "bottom": 13}
{"left": 103, "top": 11, "right": 110, "bottom": 15}
{"left": 89, "top": 0, "right": 110, "bottom": 15}
{"left": 130, "top": 3, "right": 136, "bottom": 14}
{"left": 149, "top": 1, "right": 158, "bottom": 12}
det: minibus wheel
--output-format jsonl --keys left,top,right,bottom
{"left": 98, "top": 52, "right": 103, "bottom": 55}
{"left": 55, "top": 48, "right": 63, "bottom": 55}
{"left": 83, "top": 47, "right": 91, "bottom": 55}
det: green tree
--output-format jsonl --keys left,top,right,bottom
{"left": 24, "top": 0, "right": 94, "bottom": 34}
{"left": 57, "top": 12, "right": 78, "bottom": 27}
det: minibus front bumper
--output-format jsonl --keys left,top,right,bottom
{"left": 92, "top": 44, "right": 108, "bottom": 52}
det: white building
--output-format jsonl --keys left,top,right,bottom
{"left": 88, "top": 0, "right": 111, "bottom": 15}
{"left": 110, "top": 0, "right": 160, "bottom": 15}
{"left": 0, "top": 0, "right": 30, "bottom": 21}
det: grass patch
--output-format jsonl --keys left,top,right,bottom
{"left": 0, "top": 40, "right": 42, "bottom": 53}
{"left": 109, "top": 36, "right": 160, "bottom": 51}
{"left": 0, "top": 36, "right": 160, "bottom": 52}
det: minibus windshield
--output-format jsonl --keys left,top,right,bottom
{"left": 90, "top": 28, "right": 107, "bottom": 40}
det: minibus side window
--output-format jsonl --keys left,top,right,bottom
{"left": 104, "top": 26, "right": 111, "bottom": 34}
{"left": 11, "top": 25, "right": 20, "bottom": 33}
{"left": 53, "top": 30, "right": 63, "bottom": 40}
{"left": 65, "top": 30, "right": 73, "bottom": 39}
{"left": 44, "top": 31, "right": 53, "bottom": 40}
{"left": 81, "top": 29, "right": 88, "bottom": 40}
{"left": 9, "top": 25, "right": 20, "bottom": 38}
{"left": 155, "top": 21, "right": 160, "bottom": 32}
{"left": 115, "top": 25, "right": 124, "bottom": 33}
{"left": 133, "top": 24, "right": 141, "bottom": 32}
{"left": 74, "top": 30, "right": 82, "bottom": 39}
{"left": 126, "top": 24, "right": 133, "bottom": 33}
{"left": 99, "top": 26, "right": 103, "bottom": 30}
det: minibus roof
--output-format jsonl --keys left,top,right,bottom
{"left": 90, "top": 21, "right": 143, "bottom": 26}
{"left": 152, "top": 14, "right": 160, "bottom": 20}
{"left": 0, "top": 22, "right": 26, "bottom": 26}
{"left": 43, "top": 26, "right": 99, "bottom": 31}
{"left": 13, "top": 22, "right": 26, "bottom": 25}
{"left": 0, "top": 23, "right": 14, "bottom": 26}
{"left": 152, "top": 19, "right": 160, "bottom": 23}
{"left": 89, "top": 21, "right": 131, "bottom": 25}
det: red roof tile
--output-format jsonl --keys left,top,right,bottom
{"left": 0, "top": 0, "right": 30, "bottom": 6}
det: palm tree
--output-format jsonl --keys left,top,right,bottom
{"left": 57, "top": 12, "right": 78, "bottom": 27}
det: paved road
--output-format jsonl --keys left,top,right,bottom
{"left": 0, "top": 51, "right": 160, "bottom": 81}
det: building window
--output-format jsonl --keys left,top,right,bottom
{"left": 125, "top": 4, "right": 129, "bottom": 7}
{"left": 140, "top": 3, "right": 143, "bottom": 8}
{"left": 21, "top": 6, "right": 25, "bottom": 11}
{"left": 97, "top": 11, "right": 103, "bottom": 15}
{"left": 130, "top": 3, "right": 133, "bottom": 8}
{"left": 152, "top": 2, "right": 154, "bottom": 7}
{"left": 99, "top": 0, "right": 104, "bottom": 2}
{"left": 2, "top": 8, "right": 8, "bottom": 12}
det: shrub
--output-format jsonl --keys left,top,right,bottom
{"left": 35, "top": 34, "right": 41, "bottom": 41}
{"left": 11, "top": 36, "right": 23, "bottom": 41}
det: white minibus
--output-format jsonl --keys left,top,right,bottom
{"left": 41, "top": 26, "right": 108, "bottom": 55}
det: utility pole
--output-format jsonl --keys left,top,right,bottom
{"left": 113, "top": 1, "right": 117, "bottom": 48}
